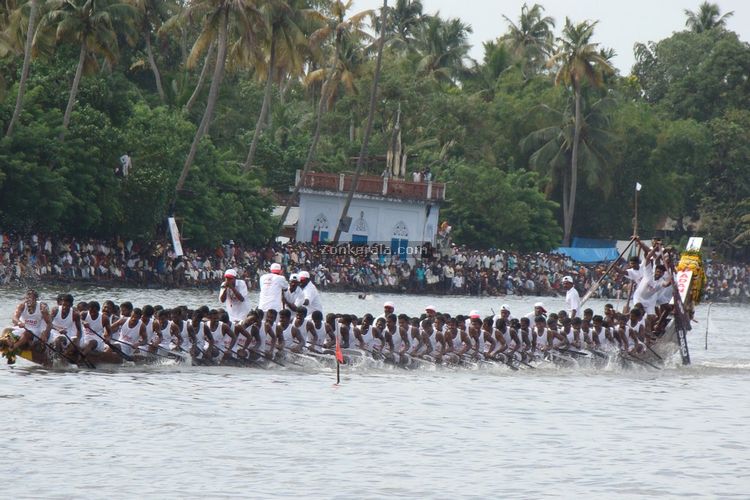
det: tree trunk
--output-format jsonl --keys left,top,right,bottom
{"left": 333, "top": 0, "right": 388, "bottom": 243}
{"left": 184, "top": 41, "right": 215, "bottom": 113}
{"left": 349, "top": 114, "right": 355, "bottom": 143}
{"left": 243, "top": 34, "right": 277, "bottom": 171}
{"left": 5, "top": 0, "right": 38, "bottom": 138}
{"left": 60, "top": 42, "right": 87, "bottom": 142}
{"left": 145, "top": 32, "right": 166, "bottom": 103}
{"left": 272, "top": 40, "right": 341, "bottom": 242}
{"left": 563, "top": 88, "right": 582, "bottom": 247}
{"left": 173, "top": 9, "right": 229, "bottom": 198}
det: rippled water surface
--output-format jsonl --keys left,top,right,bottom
{"left": 1, "top": 286, "right": 749, "bottom": 499}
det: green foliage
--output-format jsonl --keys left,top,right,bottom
{"left": 443, "top": 164, "right": 561, "bottom": 251}
{"left": 1, "top": 1, "right": 749, "bottom": 258}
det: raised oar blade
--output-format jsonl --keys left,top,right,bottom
{"left": 676, "top": 327, "right": 690, "bottom": 366}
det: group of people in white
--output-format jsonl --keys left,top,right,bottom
{"left": 1, "top": 236, "right": 676, "bottom": 366}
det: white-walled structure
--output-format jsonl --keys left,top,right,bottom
{"left": 293, "top": 171, "right": 445, "bottom": 251}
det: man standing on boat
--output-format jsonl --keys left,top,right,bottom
{"left": 563, "top": 276, "right": 581, "bottom": 319}
{"left": 297, "top": 271, "right": 323, "bottom": 319}
{"left": 258, "top": 263, "right": 288, "bottom": 314}
{"left": 220, "top": 269, "right": 251, "bottom": 324}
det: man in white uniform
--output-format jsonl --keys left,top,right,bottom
{"left": 283, "top": 274, "right": 303, "bottom": 311}
{"left": 257, "top": 263, "right": 288, "bottom": 313}
{"left": 563, "top": 276, "right": 581, "bottom": 319}
{"left": 297, "top": 271, "right": 323, "bottom": 318}
{"left": 219, "top": 269, "right": 251, "bottom": 324}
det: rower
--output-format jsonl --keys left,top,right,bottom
{"left": 626, "top": 308, "right": 647, "bottom": 354}
{"left": 467, "top": 315, "right": 485, "bottom": 359}
{"left": 112, "top": 308, "right": 144, "bottom": 357}
{"left": 547, "top": 317, "right": 570, "bottom": 351}
{"left": 137, "top": 305, "right": 157, "bottom": 351}
{"left": 9, "top": 289, "right": 52, "bottom": 353}
{"left": 384, "top": 314, "right": 408, "bottom": 358}
{"left": 569, "top": 317, "right": 584, "bottom": 349}
{"left": 562, "top": 276, "right": 581, "bottom": 318}
{"left": 275, "top": 309, "right": 304, "bottom": 354}
{"left": 532, "top": 315, "right": 549, "bottom": 354}
{"left": 493, "top": 304, "right": 513, "bottom": 324}
{"left": 307, "top": 310, "right": 331, "bottom": 349}
{"left": 205, "top": 309, "right": 235, "bottom": 361}
{"left": 517, "top": 317, "right": 533, "bottom": 352}
{"left": 49, "top": 293, "right": 81, "bottom": 352}
{"left": 171, "top": 307, "right": 193, "bottom": 354}
{"left": 81, "top": 301, "right": 112, "bottom": 356}
{"left": 155, "top": 309, "right": 177, "bottom": 354}
{"left": 190, "top": 309, "right": 207, "bottom": 360}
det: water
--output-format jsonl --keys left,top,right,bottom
{"left": 1, "top": 286, "right": 749, "bottom": 499}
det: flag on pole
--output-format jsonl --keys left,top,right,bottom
{"left": 635, "top": 182, "right": 642, "bottom": 192}
{"left": 335, "top": 334, "right": 344, "bottom": 363}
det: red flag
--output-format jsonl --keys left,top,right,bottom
{"left": 335, "top": 335, "right": 344, "bottom": 363}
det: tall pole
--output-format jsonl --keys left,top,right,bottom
{"left": 332, "top": 0, "right": 388, "bottom": 243}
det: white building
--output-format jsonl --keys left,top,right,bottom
{"left": 293, "top": 171, "right": 445, "bottom": 255}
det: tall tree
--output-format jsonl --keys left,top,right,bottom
{"left": 41, "top": 0, "right": 137, "bottom": 141}
{"left": 274, "top": 0, "right": 371, "bottom": 240}
{"left": 5, "top": 0, "right": 39, "bottom": 137}
{"left": 684, "top": 1, "right": 733, "bottom": 33}
{"left": 243, "top": 0, "right": 314, "bottom": 171}
{"left": 547, "top": 18, "right": 613, "bottom": 245}
{"left": 130, "top": 0, "right": 180, "bottom": 103}
{"left": 173, "top": 0, "right": 262, "bottom": 196}
{"left": 332, "top": 0, "right": 387, "bottom": 243}
{"left": 414, "top": 14, "right": 472, "bottom": 84}
{"left": 501, "top": 2, "right": 554, "bottom": 78}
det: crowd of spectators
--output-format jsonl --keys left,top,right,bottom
{"left": 1, "top": 232, "right": 748, "bottom": 303}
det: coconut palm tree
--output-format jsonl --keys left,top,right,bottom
{"left": 332, "top": 0, "right": 387, "bottom": 243}
{"left": 274, "top": 0, "right": 371, "bottom": 240}
{"left": 130, "top": 0, "right": 181, "bottom": 103}
{"left": 501, "top": 2, "right": 554, "bottom": 78}
{"left": 242, "top": 0, "right": 319, "bottom": 171}
{"left": 547, "top": 18, "right": 613, "bottom": 246}
{"left": 413, "top": 14, "right": 472, "bottom": 84}
{"left": 521, "top": 96, "right": 616, "bottom": 218}
{"left": 5, "top": 0, "right": 40, "bottom": 137}
{"left": 40, "top": 0, "right": 137, "bottom": 141}
{"left": 684, "top": 1, "right": 733, "bottom": 33}
{"left": 371, "top": 0, "right": 421, "bottom": 50}
{"left": 173, "top": 0, "right": 263, "bottom": 196}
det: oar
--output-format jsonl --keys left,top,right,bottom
{"left": 586, "top": 348, "right": 609, "bottom": 359}
{"left": 580, "top": 237, "right": 636, "bottom": 306}
{"left": 623, "top": 352, "right": 661, "bottom": 370}
{"left": 61, "top": 332, "right": 96, "bottom": 369}
{"left": 646, "top": 344, "right": 663, "bottom": 361}
{"left": 511, "top": 352, "right": 536, "bottom": 369}
{"left": 558, "top": 347, "right": 589, "bottom": 357}
{"left": 704, "top": 302, "right": 713, "bottom": 350}
{"left": 26, "top": 330, "right": 80, "bottom": 366}
{"left": 87, "top": 331, "right": 135, "bottom": 362}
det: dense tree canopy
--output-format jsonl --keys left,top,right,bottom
{"left": 0, "top": 0, "right": 748, "bottom": 256}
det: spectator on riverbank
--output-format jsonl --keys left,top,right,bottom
{"left": 0, "top": 232, "right": 747, "bottom": 302}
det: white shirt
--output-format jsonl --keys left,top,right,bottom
{"left": 566, "top": 287, "right": 581, "bottom": 318}
{"left": 300, "top": 281, "right": 323, "bottom": 316}
{"left": 258, "top": 273, "right": 288, "bottom": 312}
{"left": 220, "top": 279, "right": 252, "bottom": 323}
{"left": 283, "top": 287, "right": 304, "bottom": 310}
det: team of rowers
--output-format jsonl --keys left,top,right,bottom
{"left": 1, "top": 238, "right": 677, "bottom": 366}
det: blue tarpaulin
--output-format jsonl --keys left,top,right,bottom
{"left": 555, "top": 247, "right": 620, "bottom": 263}
{"left": 572, "top": 237, "right": 616, "bottom": 248}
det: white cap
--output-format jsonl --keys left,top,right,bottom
{"left": 562, "top": 276, "right": 574, "bottom": 284}
{"left": 289, "top": 273, "right": 299, "bottom": 281}
{"left": 270, "top": 263, "right": 282, "bottom": 273}
{"left": 299, "top": 271, "right": 310, "bottom": 280}
{"left": 500, "top": 304, "right": 511, "bottom": 312}
{"left": 425, "top": 305, "right": 437, "bottom": 312}
{"left": 224, "top": 269, "right": 237, "bottom": 278}
{"left": 469, "top": 310, "right": 481, "bottom": 319}
{"left": 383, "top": 302, "right": 395, "bottom": 309}
{"left": 534, "top": 302, "right": 547, "bottom": 312}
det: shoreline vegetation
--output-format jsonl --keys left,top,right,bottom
{"left": 1, "top": 2, "right": 750, "bottom": 260}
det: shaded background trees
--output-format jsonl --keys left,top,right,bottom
{"left": 0, "top": 1, "right": 749, "bottom": 257}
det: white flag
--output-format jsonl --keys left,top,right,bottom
{"left": 635, "top": 182, "right": 642, "bottom": 192}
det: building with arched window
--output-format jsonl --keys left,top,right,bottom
{"left": 292, "top": 171, "right": 445, "bottom": 248}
